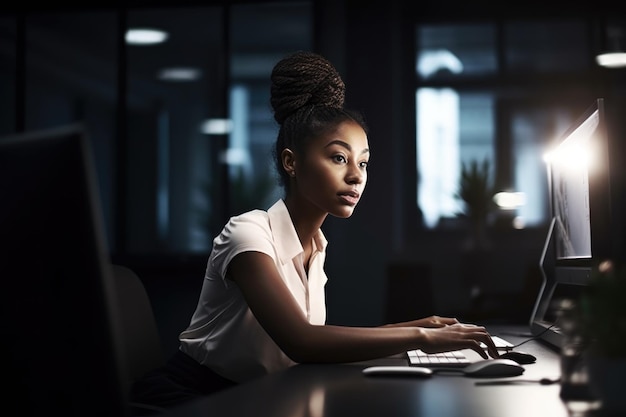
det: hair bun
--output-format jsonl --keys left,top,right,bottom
{"left": 270, "top": 51, "right": 345, "bottom": 125}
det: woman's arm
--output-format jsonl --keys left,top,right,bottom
{"left": 382, "top": 316, "right": 460, "bottom": 328}
{"left": 228, "top": 251, "right": 499, "bottom": 364}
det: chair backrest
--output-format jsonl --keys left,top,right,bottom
{"left": 111, "top": 264, "right": 165, "bottom": 388}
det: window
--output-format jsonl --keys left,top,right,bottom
{"left": 417, "top": 89, "right": 494, "bottom": 228}
{"left": 415, "top": 19, "right": 595, "bottom": 230}
{"left": 504, "top": 20, "right": 588, "bottom": 73}
{"left": 123, "top": 2, "right": 312, "bottom": 254}
{"left": 228, "top": 1, "right": 312, "bottom": 216}
{"left": 126, "top": 6, "right": 224, "bottom": 253}
{"left": 416, "top": 23, "right": 496, "bottom": 229}
{"left": 416, "top": 23, "right": 497, "bottom": 80}
{"left": 11, "top": 2, "right": 312, "bottom": 256}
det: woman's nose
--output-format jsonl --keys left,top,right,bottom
{"left": 346, "top": 164, "right": 364, "bottom": 184}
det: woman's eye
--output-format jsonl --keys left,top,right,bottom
{"left": 333, "top": 155, "right": 347, "bottom": 163}
{"left": 359, "top": 161, "right": 369, "bottom": 169}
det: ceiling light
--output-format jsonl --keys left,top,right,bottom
{"left": 596, "top": 26, "right": 626, "bottom": 68}
{"left": 200, "top": 119, "right": 232, "bottom": 135}
{"left": 417, "top": 49, "right": 463, "bottom": 78}
{"left": 596, "top": 52, "right": 626, "bottom": 68}
{"left": 493, "top": 191, "right": 526, "bottom": 210}
{"left": 157, "top": 67, "right": 202, "bottom": 82}
{"left": 125, "top": 28, "right": 169, "bottom": 45}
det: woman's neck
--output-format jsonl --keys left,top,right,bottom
{"left": 283, "top": 195, "right": 326, "bottom": 249}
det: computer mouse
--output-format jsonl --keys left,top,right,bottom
{"left": 462, "top": 359, "right": 525, "bottom": 378}
{"left": 362, "top": 366, "right": 433, "bottom": 377}
{"left": 499, "top": 351, "right": 537, "bottom": 365}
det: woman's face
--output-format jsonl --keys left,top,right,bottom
{"left": 294, "top": 120, "right": 369, "bottom": 218}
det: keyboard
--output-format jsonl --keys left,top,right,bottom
{"left": 407, "top": 349, "right": 470, "bottom": 367}
{"left": 407, "top": 335, "right": 514, "bottom": 368}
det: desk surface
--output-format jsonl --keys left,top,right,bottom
{"left": 162, "top": 325, "right": 576, "bottom": 417}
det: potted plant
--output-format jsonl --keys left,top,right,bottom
{"left": 456, "top": 158, "right": 496, "bottom": 250}
{"left": 578, "top": 260, "right": 626, "bottom": 412}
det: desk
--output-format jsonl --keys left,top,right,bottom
{"left": 162, "top": 326, "right": 575, "bottom": 417}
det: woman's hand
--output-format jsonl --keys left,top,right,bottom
{"left": 419, "top": 322, "right": 499, "bottom": 359}
{"left": 411, "top": 315, "right": 459, "bottom": 328}
{"left": 382, "top": 316, "right": 499, "bottom": 359}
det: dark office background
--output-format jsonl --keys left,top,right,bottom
{"left": 2, "top": 0, "right": 625, "bottom": 358}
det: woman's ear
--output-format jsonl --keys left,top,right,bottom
{"left": 281, "top": 148, "right": 296, "bottom": 178}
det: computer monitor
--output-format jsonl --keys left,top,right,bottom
{"left": 0, "top": 124, "right": 128, "bottom": 416}
{"left": 530, "top": 98, "right": 617, "bottom": 349}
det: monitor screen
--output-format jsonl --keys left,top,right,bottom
{"left": 551, "top": 110, "right": 598, "bottom": 260}
{"left": 530, "top": 98, "right": 613, "bottom": 349}
{"left": 0, "top": 124, "right": 128, "bottom": 416}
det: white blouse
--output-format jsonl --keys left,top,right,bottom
{"left": 179, "top": 199, "right": 328, "bottom": 383}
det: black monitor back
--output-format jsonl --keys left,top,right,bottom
{"left": 0, "top": 124, "right": 128, "bottom": 416}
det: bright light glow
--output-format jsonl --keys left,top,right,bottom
{"left": 220, "top": 148, "right": 248, "bottom": 165}
{"left": 200, "top": 119, "right": 232, "bottom": 135}
{"left": 512, "top": 216, "right": 526, "bottom": 229}
{"left": 157, "top": 67, "right": 202, "bottom": 81}
{"left": 307, "top": 387, "right": 326, "bottom": 417}
{"left": 417, "top": 88, "right": 460, "bottom": 228}
{"left": 125, "top": 28, "right": 169, "bottom": 45}
{"left": 417, "top": 49, "right": 463, "bottom": 78}
{"left": 543, "top": 110, "right": 599, "bottom": 171}
{"left": 493, "top": 191, "right": 526, "bottom": 210}
{"left": 544, "top": 143, "right": 592, "bottom": 171}
{"left": 596, "top": 52, "right": 626, "bottom": 68}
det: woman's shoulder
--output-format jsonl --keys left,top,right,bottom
{"left": 209, "top": 207, "right": 275, "bottom": 264}
{"left": 220, "top": 207, "right": 273, "bottom": 243}
{"left": 226, "top": 199, "right": 285, "bottom": 229}
{"left": 228, "top": 207, "right": 270, "bottom": 227}
{"left": 217, "top": 200, "right": 286, "bottom": 245}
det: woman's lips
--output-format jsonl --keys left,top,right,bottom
{"left": 338, "top": 192, "right": 360, "bottom": 206}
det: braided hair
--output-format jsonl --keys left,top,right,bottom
{"left": 270, "top": 51, "right": 367, "bottom": 194}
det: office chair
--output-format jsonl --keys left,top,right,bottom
{"left": 110, "top": 264, "right": 165, "bottom": 394}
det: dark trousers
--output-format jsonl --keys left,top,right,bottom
{"left": 130, "top": 350, "right": 237, "bottom": 414}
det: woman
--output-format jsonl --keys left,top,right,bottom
{"left": 132, "top": 50, "right": 498, "bottom": 410}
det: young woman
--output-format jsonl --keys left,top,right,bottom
{"left": 132, "top": 50, "right": 499, "bottom": 409}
